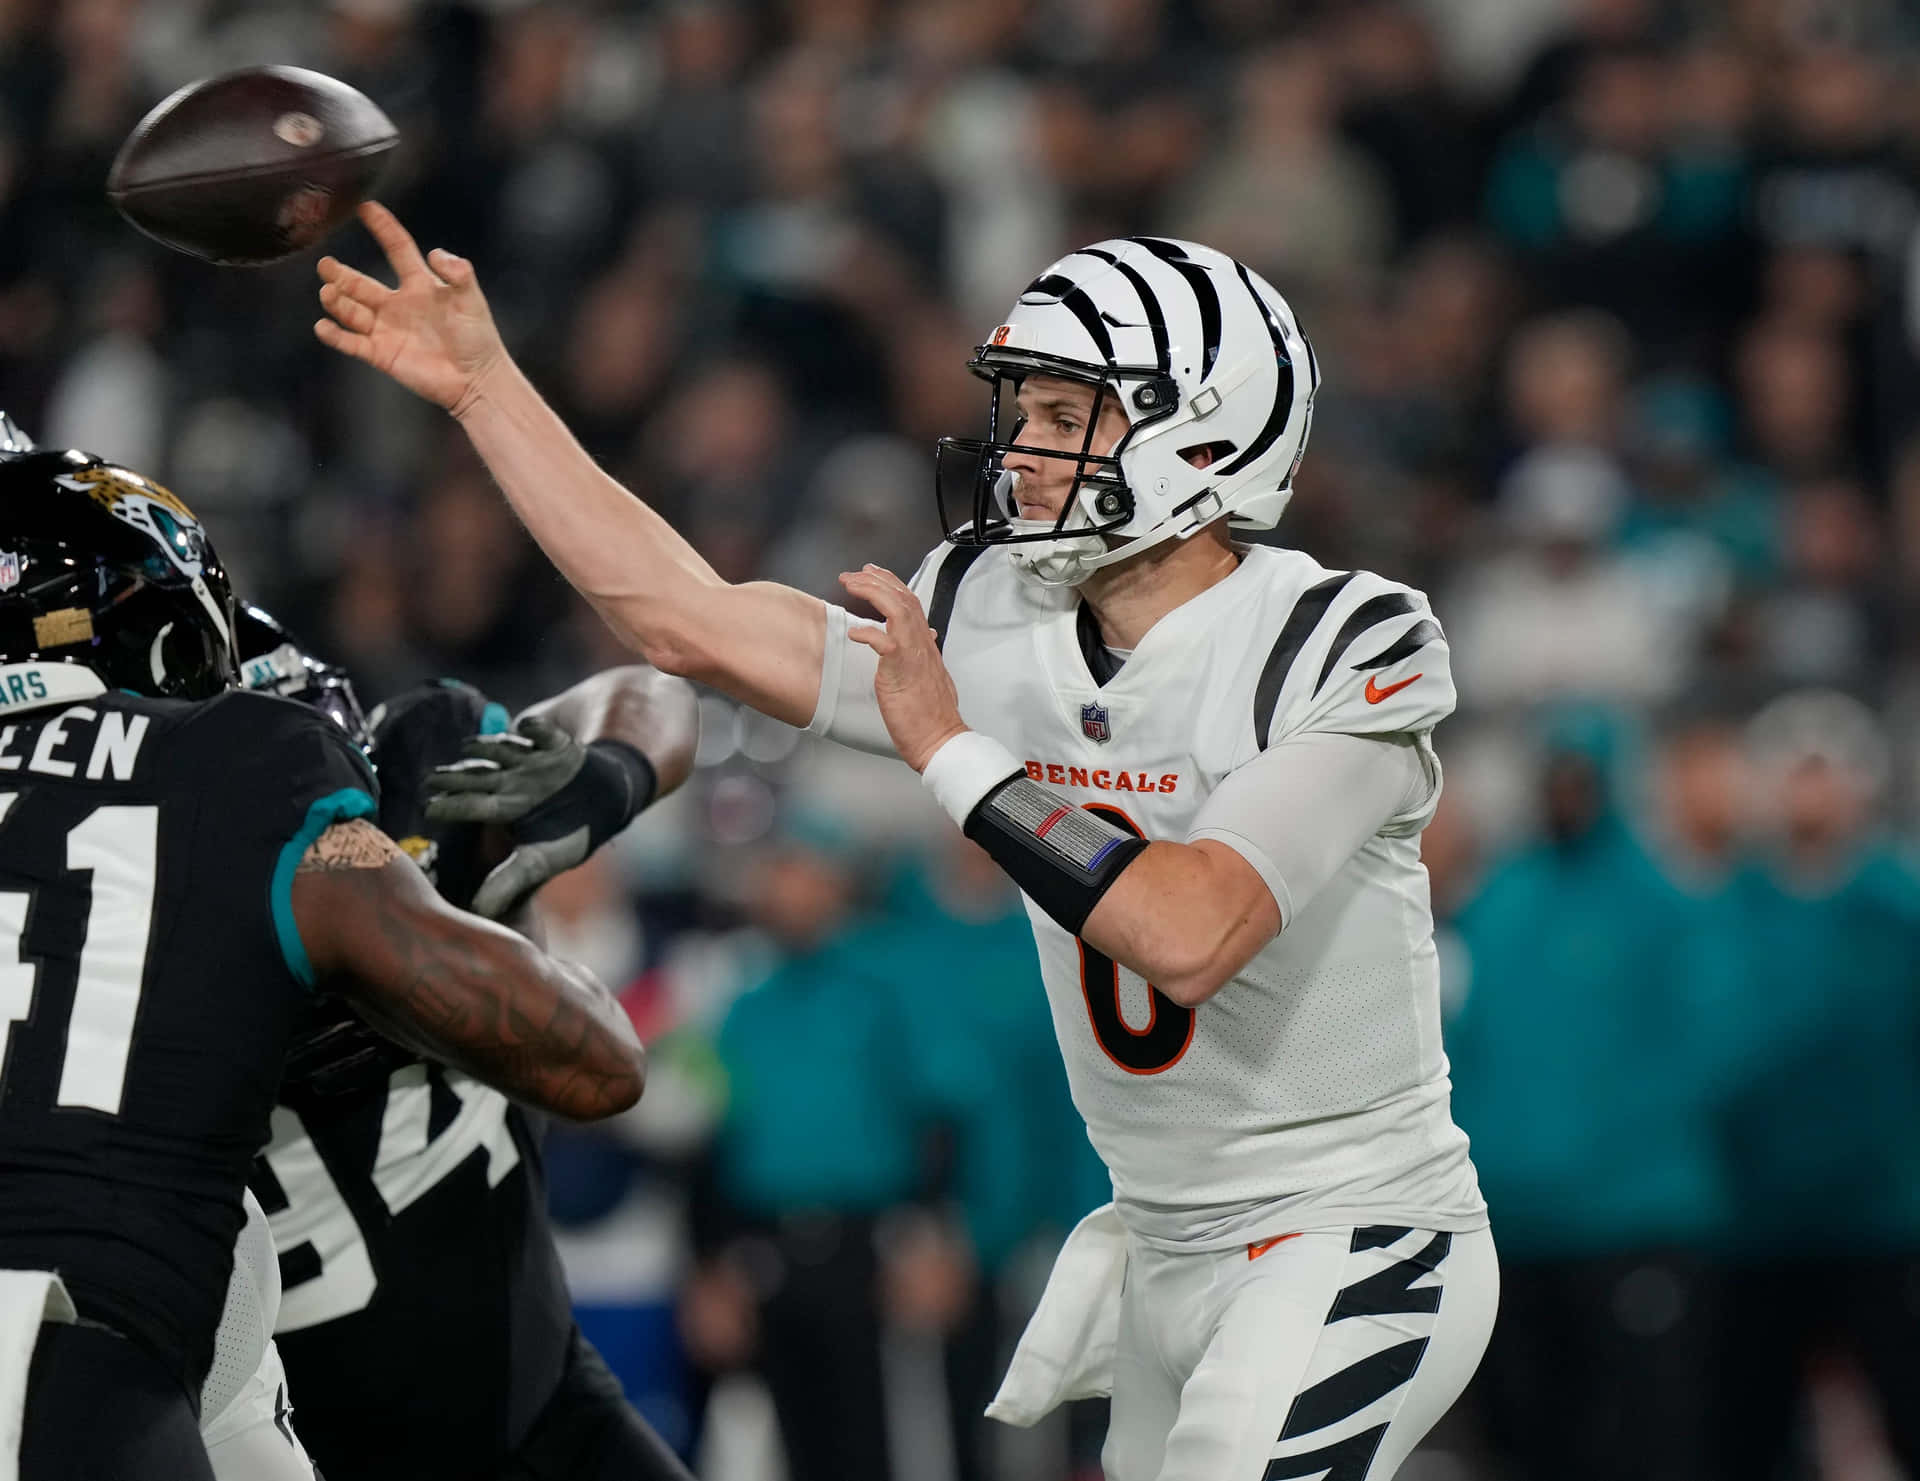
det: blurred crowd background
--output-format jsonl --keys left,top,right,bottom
{"left": 2, "top": 0, "right": 1919, "bottom": 1476}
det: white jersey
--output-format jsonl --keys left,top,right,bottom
{"left": 811, "top": 543, "right": 1485, "bottom": 1250}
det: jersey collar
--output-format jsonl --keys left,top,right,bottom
{"left": 1060, "top": 545, "right": 1269, "bottom": 693}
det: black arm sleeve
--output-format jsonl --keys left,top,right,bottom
{"left": 963, "top": 774, "right": 1148, "bottom": 936}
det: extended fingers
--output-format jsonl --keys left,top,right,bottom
{"left": 427, "top": 247, "right": 477, "bottom": 290}
{"left": 459, "top": 733, "right": 538, "bottom": 767}
{"left": 316, "top": 254, "right": 392, "bottom": 305}
{"left": 858, "top": 564, "right": 915, "bottom": 599}
{"left": 313, "top": 317, "right": 373, "bottom": 362}
{"left": 358, "top": 201, "right": 433, "bottom": 282}
{"left": 425, "top": 790, "right": 520, "bottom": 826}
{"left": 318, "top": 282, "right": 377, "bottom": 334}
{"left": 844, "top": 621, "right": 897, "bottom": 655}
{"left": 840, "top": 569, "right": 928, "bottom": 630}
{"left": 424, "top": 757, "right": 505, "bottom": 795}
{"left": 513, "top": 714, "right": 568, "bottom": 748}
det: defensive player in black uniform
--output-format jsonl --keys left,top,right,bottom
{"left": 0, "top": 441, "right": 646, "bottom": 1481}
{"left": 237, "top": 609, "right": 700, "bottom": 1481}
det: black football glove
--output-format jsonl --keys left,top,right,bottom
{"left": 423, "top": 713, "right": 656, "bottom": 919}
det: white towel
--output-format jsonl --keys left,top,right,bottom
{"left": 0, "top": 1270, "right": 75, "bottom": 1481}
{"left": 985, "top": 1203, "right": 1128, "bottom": 1427}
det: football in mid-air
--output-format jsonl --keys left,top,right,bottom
{"left": 107, "top": 66, "right": 397, "bottom": 267}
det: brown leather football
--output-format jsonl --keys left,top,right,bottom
{"left": 107, "top": 66, "right": 398, "bottom": 267}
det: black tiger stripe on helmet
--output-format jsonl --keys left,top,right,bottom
{"left": 937, "top": 236, "right": 1320, "bottom": 586}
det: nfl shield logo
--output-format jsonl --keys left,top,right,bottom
{"left": 0, "top": 551, "right": 18, "bottom": 591}
{"left": 1080, "top": 701, "right": 1111, "bottom": 744}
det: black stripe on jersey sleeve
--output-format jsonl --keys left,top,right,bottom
{"left": 1254, "top": 571, "right": 1355, "bottom": 749}
{"left": 1313, "top": 592, "right": 1416, "bottom": 695}
{"left": 1352, "top": 619, "right": 1442, "bottom": 672}
{"left": 926, "top": 543, "right": 989, "bottom": 653}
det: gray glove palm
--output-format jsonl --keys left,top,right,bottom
{"left": 424, "top": 714, "right": 653, "bottom": 919}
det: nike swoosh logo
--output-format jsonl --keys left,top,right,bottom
{"left": 1365, "top": 672, "right": 1422, "bottom": 704}
{"left": 1247, "top": 1233, "right": 1302, "bottom": 1260}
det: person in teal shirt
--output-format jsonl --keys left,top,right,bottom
{"left": 1447, "top": 708, "right": 1728, "bottom": 1481}
{"left": 688, "top": 815, "right": 1103, "bottom": 1481}
{"left": 869, "top": 832, "right": 1110, "bottom": 1481}
{"left": 687, "top": 817, "right": 937, "bottom": 1481}
{"left": 1710, "top": 692, "right": 1920, "bottom": 1477}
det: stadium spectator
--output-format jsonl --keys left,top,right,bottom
{"left": 1619, "top": 373, "right": 1776, "bottom": 597}
{"left": 684, "top": 813, "right": 975, "bottom": 1481}
{"left": 871, "top": 832, "right": 1111, "bottom": 1478}
{"left": 1448, "top": 710, "right": 1726, "bottom": 1481}
{"left": 1484, "top": 42, "right": 1749, "bottom": 353}
{"left": 5, "top": 1, "right": 1920, "bottom": 1472}
{"left": 1736, "top": 318, "right": 1860, "bottom": 485}
{"left": 1447, "top": 444, "right": 1692, "bottom": 706}
{"left": 1168, "top": 39, "right": 1392, "bottom": 303}
{"left": 1751, "top": 474, "right": 1891, "bottom": 687}
{"left": 1710, "top": 692, "right": 1920, "bottom": 1476}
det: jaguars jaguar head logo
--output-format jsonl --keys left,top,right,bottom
{"left": 395, "top": 835, "right": 440, "bottom": 882}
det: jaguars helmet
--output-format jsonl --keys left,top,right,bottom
{"left": 0, "top": 433, "right": 237, "bottom": 699}
{"left": 935, "top": 237, "right": 1320, "bottom": 587}
{"left": 233, "top": 602, "right": 372, "bottom": 751}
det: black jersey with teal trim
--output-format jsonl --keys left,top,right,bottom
{"left": 0, "top": 686, "right": 375, "bottom": 1398}
{"left": 258, "top": 679, "right": 578, "bottom": 1481}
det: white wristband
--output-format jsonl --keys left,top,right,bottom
{"left": 921, "top": 730, "right": 1025, "bottom": 827}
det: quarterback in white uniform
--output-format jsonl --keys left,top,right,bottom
{"left": 314, "top": 205, "right": 1497, "bottom": 1481}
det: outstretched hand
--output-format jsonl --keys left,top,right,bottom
{"left": 425, "top": 715, "right": 617, "bottom": 920}
{"left": 839, "top": 565, "right": 969, "bottom": 773}
{"left": 314, "top": 202, "right": 506, "bottom": 414}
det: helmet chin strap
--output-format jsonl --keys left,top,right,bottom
{"left": 187, "top": 575, "right": 233, "bottom": 666}
{"left": 997, "top": 470, "right": 1108, "bottom": 587}
{"left": 146, "top": 577, "right": 235, "bottom": 692}
{"left": 149, "top": 622, "right": 174, "bottom": 688}
{"left": 1001, "top": 454, "right": 1265, "bottom": 588}
{"left": 1002, "top": 466, "right": 1210, "bottom": 589}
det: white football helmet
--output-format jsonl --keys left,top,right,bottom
{"left": 934, "top": 237, "right": 1320, "bottom": 587}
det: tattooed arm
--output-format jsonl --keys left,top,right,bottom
{"left": 289, "top": 819, "right": 644, "bottom": 1120}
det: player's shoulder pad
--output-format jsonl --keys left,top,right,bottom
{"left": 909, "top": 538, "right": 992, "bottom": 655}
{"left": 193, "top": 688, "right": 378, "bottom": 799}
{"left": 910, "top": 533, "right": 1066, "bottom": 654}
{"left": 1250, "top": 564, "right": 1455, "bottom": 750}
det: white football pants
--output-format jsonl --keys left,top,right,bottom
{"left": 203, "top": 1337, "right": 319, "bottom": 1481}
{"left": 1103, "top": 1224, "right": 1498, "bottom": 1481}
{"left": 200, "top": 1189, "right": 320, "bottom": 1481}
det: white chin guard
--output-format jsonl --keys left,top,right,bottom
{"left": 994, "top": 469, "right": 1110, "bottom": 588}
